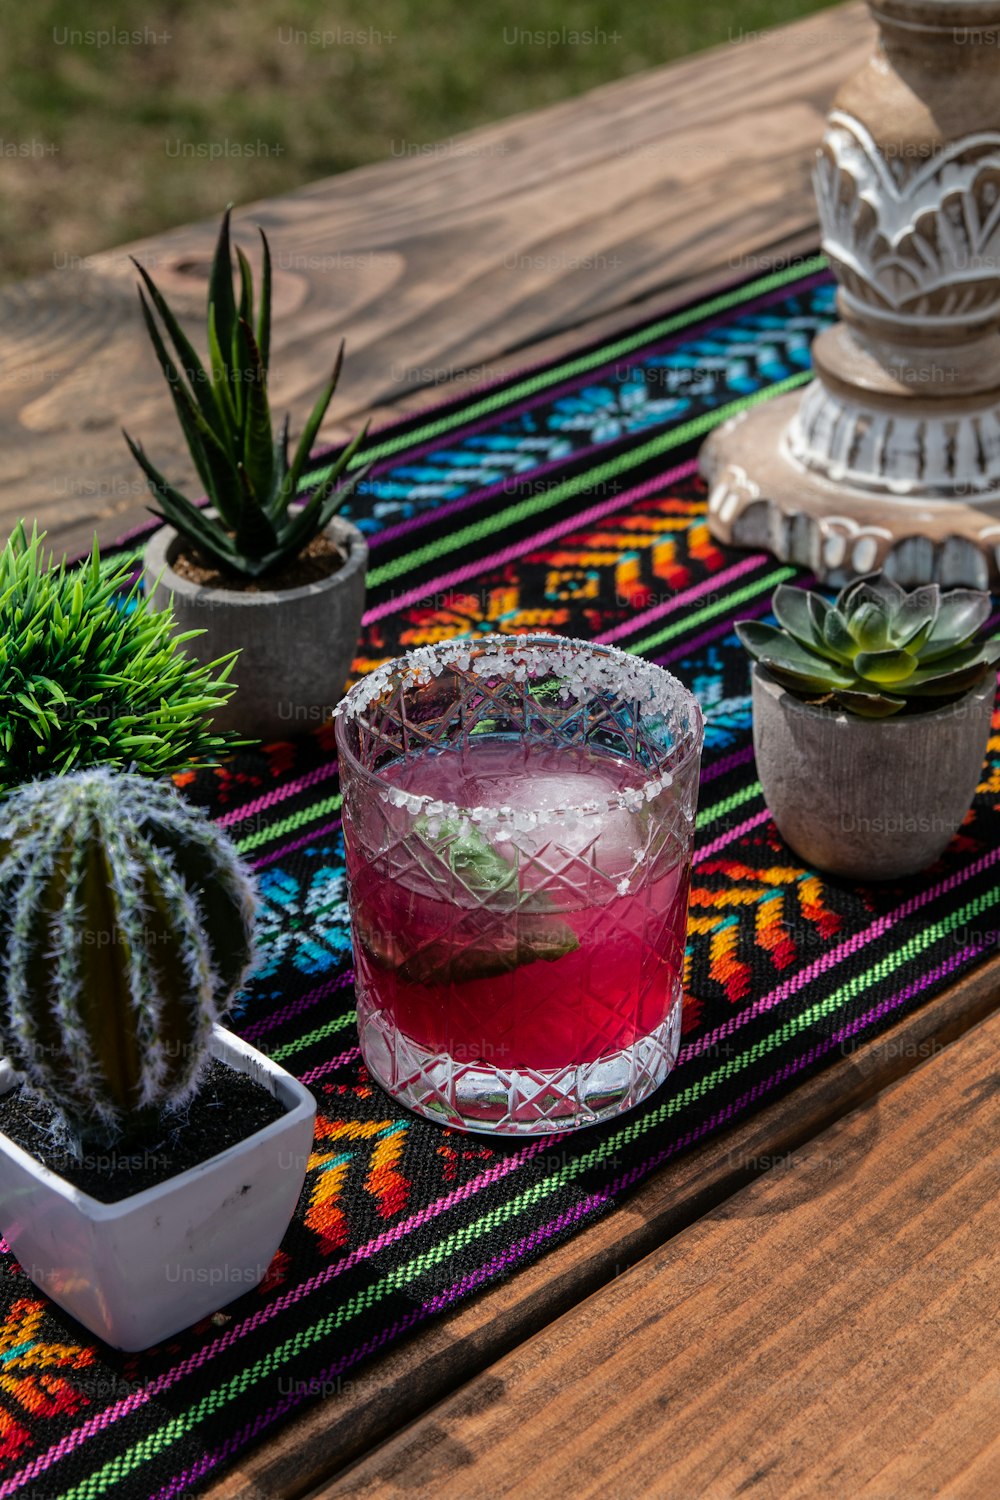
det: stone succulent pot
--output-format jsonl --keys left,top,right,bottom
{"left": 145, "top": 516, "right": 367, "bottom": 739}
{"left": 751, "top": 665, "right": 997, "bottom": 881}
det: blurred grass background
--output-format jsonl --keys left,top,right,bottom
{"left": 2, "top": 0, "right": 832, "bottom": 282}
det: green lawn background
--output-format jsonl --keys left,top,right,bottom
{"left": 1, "top": 0, "right": 832, "bottom": 282}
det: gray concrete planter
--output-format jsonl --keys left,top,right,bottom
{"left": 751, "top": 665, "right": 997, "bottom": 881}
{"left": 144, "top": 516, "right": 367, "bottom": 739}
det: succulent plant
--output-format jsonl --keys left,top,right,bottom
{"left": 0, "top": 769, "right": 256, "bottom": 1146}
{"left": 0, "top": 522, "right": 237, "bottom": 794}
{"left": 738, "top": 573, "right": 1000, "bottom": 718}
{"left": 124, "top": 207, "right": 371, "bottom": 581}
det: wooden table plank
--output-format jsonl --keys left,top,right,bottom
{"left": 205, "top": 955, "right": 1000, "bottom": 1500}
{"left": 0, "top": 4, "right": 873, "bottom": 555}
{"left": 318, "top": 992, "right": 1000, "bottom": 1499}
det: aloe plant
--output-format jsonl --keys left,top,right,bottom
{"left": 124, "top": 207, "right": 371, "bottom": 581}
{"left": 737, "top": 573, "right": 1000, "bottom": 718}
{"left": 0, "top": 769, "right": 256, "bottom": 1147}
{"left": 0, "top": 521, "right": 236, "bottom": 793}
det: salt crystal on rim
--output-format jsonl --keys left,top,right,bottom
{"left": 335, "top": 634, "right": 702, "bottom": 829}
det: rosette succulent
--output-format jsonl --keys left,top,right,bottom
{"left": 737, "top": 573, "right": 1000, "bottom": 718}
{"left": 124, "top": 207, "right": 371, "bottom": 581}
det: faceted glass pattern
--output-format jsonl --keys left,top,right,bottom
{"left": 335, "top": 636, "right": 703, "bottom": 1135}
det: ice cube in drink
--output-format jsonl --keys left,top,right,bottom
{"left": 348, "top": 735, "right": 690, "bottom": 1125}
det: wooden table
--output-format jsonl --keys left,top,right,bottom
{"left": 3, "top": 5, "right": 998, "bottom": 1495}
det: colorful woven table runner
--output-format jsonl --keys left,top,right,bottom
{"left": 2, "top": 257, "right": 998, "bottom": 1500}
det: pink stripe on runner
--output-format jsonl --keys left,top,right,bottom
{"left": 238, "top": 971, "right": 355, "bottom": 1043}
{"left": 595, "top": 553, "right": 766, "bottom": 644}
{"left": 215, "top": 760, "right": 339, "bottom": 828}
{"left": 362, "top": 458, "right": 700, "bottom": 626}
{"left": 654, "top": 593, "right": 774, "bottom": 665}
{"left": 701, "top": 744, "right": 756, "bottom": 785}
{"left": 694, "top": 809, "right": 771, "bottom": 865}
{"left": 299, "top": 1046, "right": 361, "bottom": 1084}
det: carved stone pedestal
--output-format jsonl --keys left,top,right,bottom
{"left": 702, "top": 0, "right": 1000, "bottom": 588}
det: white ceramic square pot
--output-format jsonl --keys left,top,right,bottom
{"left": 0, "top": 1026, "right": 316, "bottom": 1351}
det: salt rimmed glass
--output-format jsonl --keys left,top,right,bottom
{"left": 334, "top": 635, "right": 703, "bottom": 1135}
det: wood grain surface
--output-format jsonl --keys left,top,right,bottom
{"left": 205, "top": 956, "right": 1000, "bottom": 1500}
{"left": 321, "top": 995, "right": 1000, "bottom": 1500}
{"left": 0, "top": 4, "right": 873, "bottom": 556}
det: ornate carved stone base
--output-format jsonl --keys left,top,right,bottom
{"left": 700, "top": 0, "right": 1000, "bottom": 590}
{"left": 702, "top": 390, "right": 1000, "bottom": 588}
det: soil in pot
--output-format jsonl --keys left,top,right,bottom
{"left": 0, "top": 1058, "right": 287, "bottom": 1203}
{"left": 170, "top": 530, "right": 346, "bottom": 593}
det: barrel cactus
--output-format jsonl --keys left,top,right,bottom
{"left": 0, "top": 769, "right": 257, "bottom": 1147}
{"left": 738, "top": 574, "right": 1000, "bottom": 718}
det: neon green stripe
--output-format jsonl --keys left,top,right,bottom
{"left": 696, "top": 780, "right": 762, "bottom": 830}
{"left": 234, "top": 794, "right": 343, "bottom": 853}
{"left": 64, "top": 879, "right": 995, "bottom": 1499}
{"left": 628, "top": 567, "right": 795, "bottom": 657}
{"left": 269, "top": 1011, "right": 355, "bottom": 1062}
{"left": 368, "top": 374, "right": 811, "bottom": 590}
{"left": 304, "top": 256, "right": 827, "bottom": 480}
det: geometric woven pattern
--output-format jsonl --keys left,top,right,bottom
{"left": 1, "top": 256, "right": 998, "bottom": 1499}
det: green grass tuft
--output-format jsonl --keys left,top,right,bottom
{"left": 0, "top": 522, "right": 238, "bottom": 791}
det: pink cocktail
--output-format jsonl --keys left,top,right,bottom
{"left": 335, "top": 637, "right": 703, "bottom": 1134}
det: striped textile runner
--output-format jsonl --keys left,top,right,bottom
{"left": 1, "top": 257, "right": 998, "bottom": 1500}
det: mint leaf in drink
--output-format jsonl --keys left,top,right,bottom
{"left": 357, "top": 815, "right": 579, "bottom": 985}
{"left": 430, "top": 816, "right": 520, "bottom": 902}
{"left": 395, "top": 909, "right": 580, "bottom": 985}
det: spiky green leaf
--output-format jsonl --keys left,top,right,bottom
{"left": 257, "top": 227, "right": 272, "bottom": 375}
{"left": 280, "top": 342, "right": 346, "bottom": 508}
{"left": 128, "top": 207, "right": 368, "bottom": 576}
{"left": 130, "top": 259, "right": 223, "bottom": 432}
{"left": 235, "top": 317, "right": 273, "bottom": 499}
{"left": 232, "top": 464, "right": 280, "bottom": 559}
{"left": 207, "top": 204, "right": 238, "bottom": 383}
